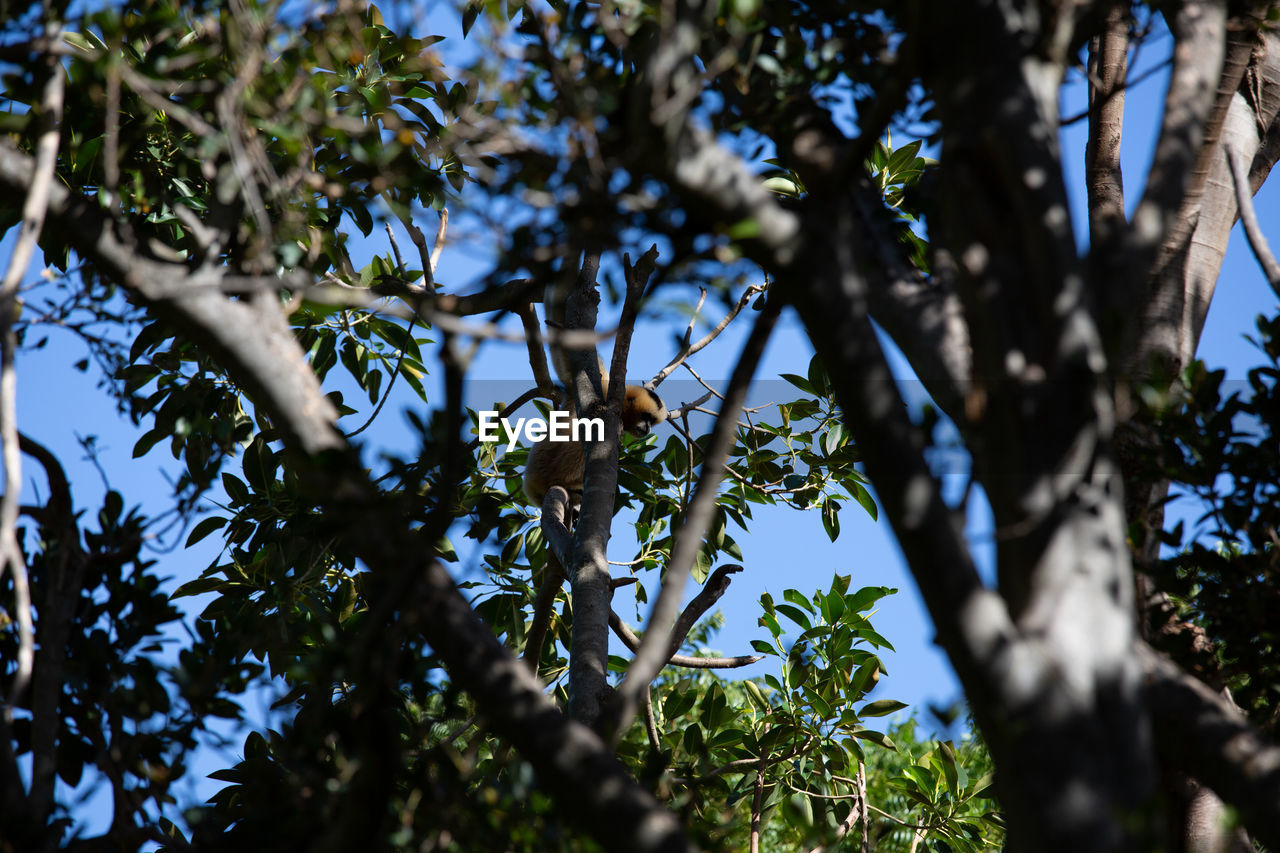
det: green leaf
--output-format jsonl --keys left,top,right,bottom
{"left": 222, "top": 473, "right": 250, "bottom": 505}
{"left": 750, "top": 639, "right": 777, "bottom": 656}
{"left": 759, "top": 611, "right": 782, "bottom": 638}
{"left": 133, "top": 428, "right": 168, "bottom": 458}
{"left": 172, "top": 575, "right": 230, "bottom": 599}
{"left": 462, "top": 1, "right": 482, "bottom": 37}
{"left": 743, "top": 679, "right": 770, "bottom": 709}
{"left": 780, "top": 373, "right": 814, "bottom": 394}
{"left": 775, "top": 603, "right": 812, "bottom": 631}
{"left": 861, "top": 699, "right": 907, "bottom": 717}
{"left": 887, "top": 139, "right": 924, "bottom": 174}
{"left": 821, "top": 498, "right": 840, "bottom": 542}
{"left": 937, "top": 740, "right": 960, "bottom": 795}
{"left": 782, "top": 588, "right": 814, "bottom": 613}
{"left": 853, "top": 483, "right": 878, "bottom": 520}
{"left": 855, "top": 728, "right": 894, "bottom": 749}
{"left": 845, "top": 586, "right": 896, "bottom": 613}
{"left": 186, "top": 516, "right": 227, "bottom": 547}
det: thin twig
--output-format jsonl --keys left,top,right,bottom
{"left": 664, "top": 389, "right": 715, "bottom": 421}
{"left": 665, "top": 416, "right": 753, "bottom": 488}
{"left": 682, "top": 287, "right": 707, "bottom": 348}
{"left": 642, "top": 688, "right": 661, "bottom": 752}
{"left": 608, "top": 610, "right": 762, "bottom": 669}
{"left": 345, "top": 225, "right": 422, "bottom": 438}
{"left": 520, "top": 302, "right": 555, "bottom": 394}
{"left": 857, "top": 758, "right": 870, "bottom": 853}
{"left": 807, "top": 804, "right": 859, "bottom": 853}
{"left": 1226, "top": 144, "right": 1280, "bottom": 293}
{"left": 0, "top": 35, "right": 63, "bottom": 712}
{"left": 523, "top": 560, "right": 566, "bottom": 677}
{"left": 613, "top": 300, "right": 781, "bottom": 731}
{"left": 1061, "top": 57, "right": 1171, "bottom": 125}
{"left": 429, "top": 208, "right": 449, "bottom": 272}
{"left": 750, "top": 755, "right": 767, "bottom": 853}
{"left": 666, "top": 563, "right": 744, "bottom": 661}
{"left": 650, "top": 284, "right": 765, "bottom": 387}
{"left": 680, "top": 361, "right": 723, "bottom": 400}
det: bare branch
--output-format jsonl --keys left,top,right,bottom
{"left": 539, "top": 485, "right": 574, "bottom": 568}
{"left": 682, "top": 287, "right": 707, "bottom": 348}
{"left": 807, "top": 790, "right": 861, "bottom": 853}
{"left": 642, "top": 689, "right": 661, "bottom": 753}
{"left": 1127, "top": 2, "right": 1227, "bottom": 268}
{"left": 750, "top": 754, "right": 766, "bottom": 853}
{"left": 664, "top": 389, "right": 715, "bottom": 421}
{"left": 18, "top": 434, "right": 88, "bottom": 821}
{"left": 608, "top": 610, "right": 762, "bottom": 669}
{"left": 666, "top": 563, "right": 743, "bottom": 662}
{"left": 1250, "top": 105, "right": 1280, "bottom": 193}
{"left": 523, "top": 559, "right": 566, "bottom": 677}
{"left": 650, "top": 284, "right": 764, "bottom": 387}
{"left": 613, "top": 300, "right": 781, "bottom": 733}
{"left": 1086, "top": 5, "right": 1129, "bottom": 249}
{"left": 429, "top": 208, "right": 449, "bottom": 272}
{"left": 0, "top": 38, "right": 64, "bottom": 711}
{"left": 1141, "top": 644, "right": 1280, "bottom": 851}
{"left": 857, "top": 758, "right": 870, "bottom": 853}
{"left": 520, "top": 302, "right": 555, "bottom": 394}
{"left": 1226, "top": 144, "right": 1280, "bottom": 293}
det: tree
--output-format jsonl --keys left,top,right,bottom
{"left": 0, "top": 0, "right": 1278, "bottom": 851}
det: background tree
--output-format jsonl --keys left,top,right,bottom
{"left": 0, "top": 0, "right": 1278, "bottom": 852}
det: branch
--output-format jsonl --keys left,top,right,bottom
{"left": 561, "top": 250, "right": 615, "bottom": 726}
{"left": 807, "top": 788, "right": 861, "bottom": 853}
{"left": 523, "top": 558, "right": 566, "bottom": 678}
{"left": 18, "top": 434, "right": 88, "bottom": 822}
{"left": 1085, "top": 4, "right": 1129, "bottom": 250}
{"left": 628, "top": 3, "right": 801, "bottom": 271}
{"left": 750, "top": 755, "right": 766, "bottom": 853}
{"left": 0, "top": 149, "right": 696, "bottom": 853}
{"left": 649, "top": 284, "right": 763, "bottom": 387}
{"left": 1125, "top": 1, "right": 1227, "bottom": 272}
{"left": 1249, "top": 102, "right": 1280, "bottom": 194}
{"left": 663, "top": 389, "right": 715, "bottom": 422}
{"left": 0, "top": 37, "right": 64, "bottom": 712}
{"left": 665, "top": 563, "right": 743, "bottom": 662}
{"left": 857, "top": 759, "right": 870, "bottom": 853}
{"left": 788, "top": 198, "right": 1015, "bottom": 729}
{"left": 0, "top": 142, "right": 344, "bottom": 455}
{"left": 520, "top": 302, "right": 555, "bottom": 394}
{"left": 642, "top": 689, "right": 661, "bottom": 753}
{"left": 613, "top": 300, "right": 780, "bottom": 734}
{"left": 1226, "top": 143, "right": 1280, "bottom": 293}
{"left": 1140, "top": 644, "right": 1280, "bottom": 851}
{"left": 373, "top": 274, "right": 542, "bottom": 316}
{"left": 861, "top": 264, "right": 970, "bottom": 422}
{"left": 608, "top": 610, "right": 762, "bottom": 669}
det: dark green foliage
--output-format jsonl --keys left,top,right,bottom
{"left": 1145, "top": 312, "right": 1280, "bottom": 735}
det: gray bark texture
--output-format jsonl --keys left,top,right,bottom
{"left": 619, "top": 1, "right": 1280, "bottom": 850}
